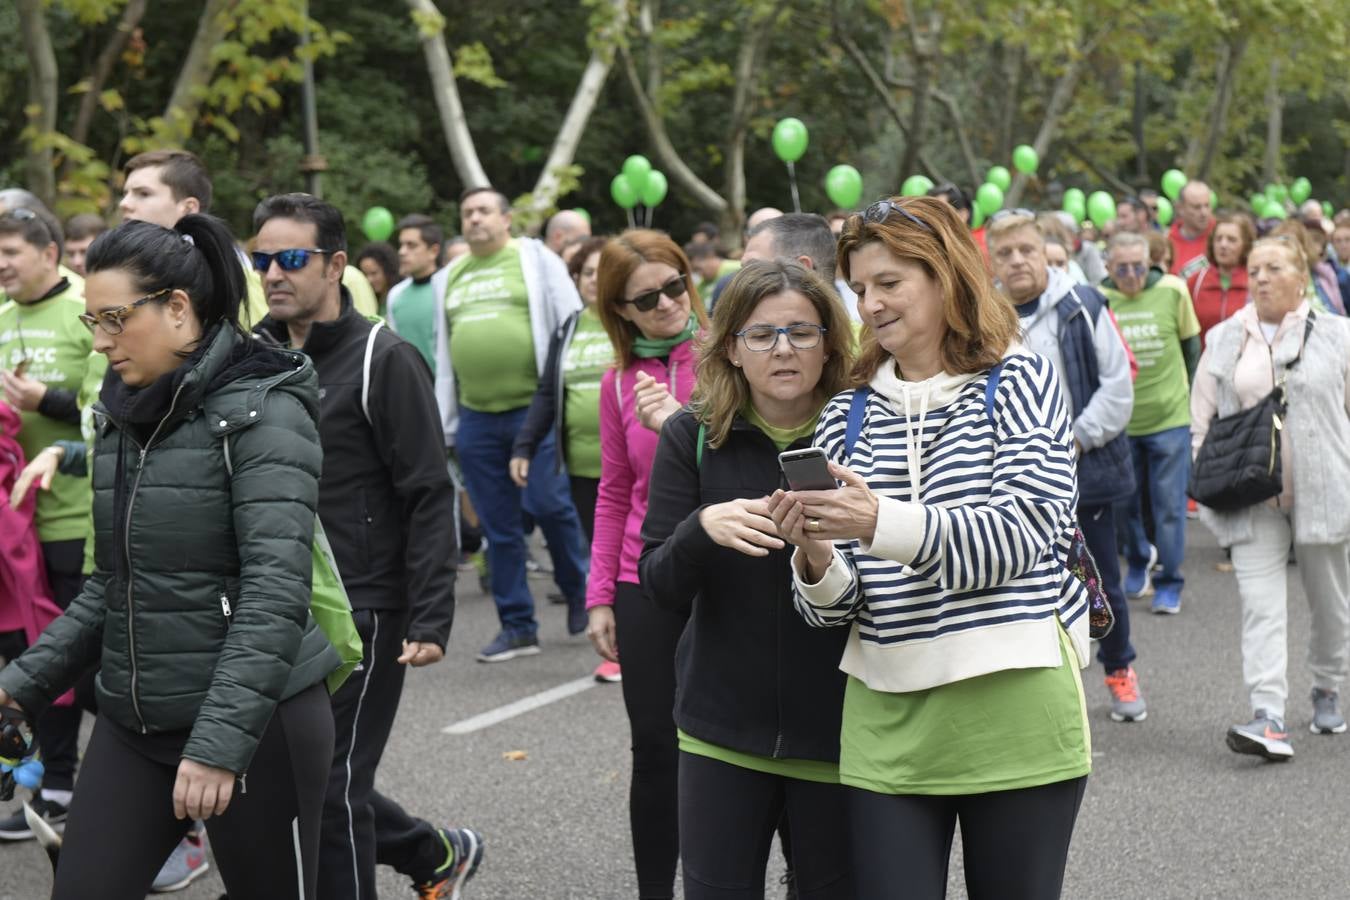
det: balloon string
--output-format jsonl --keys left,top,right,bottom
{"left": 787, "top": 161, "right": 801, "bottom": 213}
{"left": 626, "top": 208, "right": 635, "bottom": 230}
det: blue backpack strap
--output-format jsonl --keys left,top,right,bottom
{"left": 844, "top": 387, "right": 869, "bottom": 455}
{"left": 983, "top": 362, "right": 1005, "bottom": 427}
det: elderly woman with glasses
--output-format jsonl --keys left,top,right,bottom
{"left": 767, "top": 197, "right": 1093, "bottom": 900}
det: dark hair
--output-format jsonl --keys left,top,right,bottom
{"left": 65, "top": 213, "right": 107, "bottom": 242}
{"left": 124, "top": 149, "right": 213, "bottom": 212}
{"left": 354, "top": 242, "right": 399, "bottom": 288}
{"left": 926, "top": 182, "right": 970, "bottom": 213}
{"left": 684, "top": 242, "right": 719, "bottom": 261}
{"left": 459, "top": 186, "right": 510, "bottom": 213}
{"left": 397, "top": 214, "right": 444, "bottom": 256}
{"left": 0, "top": 206, "right": 64, "bottom": 257}
{"left": 691, "top": 222, "right": 720, "bottom": 241}
{"left": 252, "top": 192, "right": 347, "bottom": 254}
{"left": 747, "top": 213, "right": 838, "bottom": 283}
{"left": 1119, "top": 196, "right": 1149, "bottom": 217}
{"left": 85, "top": 214, "right": 245, "bottom": 328}
{"left": 566, "top": 236, "right": 608, "bottom": 283}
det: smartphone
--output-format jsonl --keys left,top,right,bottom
{"left": 779, "top": 447, "right": 836, "bottom": 491}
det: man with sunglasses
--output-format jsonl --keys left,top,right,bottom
{"left": 432, "top": 186, "right": 589, "bottom": 663}
{"left": 1102, "top": 232, "right": 1202, "bottom": 616}
{"left": 0, "top": 204, "right": 105, "bottom": 842}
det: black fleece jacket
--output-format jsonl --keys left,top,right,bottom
{"left": 255, "top": 291, "right": 457, "bottom": 648}
{"left": 639, "top": 409, "right": 848, "bottom": 763}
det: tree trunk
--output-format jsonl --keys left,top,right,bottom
{"left": 932, "top": 89, "right": 981, "bottom": 187}
{"left": 163, "top": 0, "right": 237, "bottom": 138}
{"left": 16, "top": 0, "right": 59, "bottom": 206}
{"left": 524, "top": 0, "right": 629, "bottom": 225}
{"left": 996, "top": 43, "right": 1024, "bottom": 163}
{"left": 1262, "top": 57, "right": 1282, "bottom": 185}
{"left": 70, "top": 0, "right": 148, "bottom": 148}
{"left": 1132, "top": 61, "right": 1148, "bottom": 185}
{"left": 1005, "top": 41, "right": 1091, "bottom": 207}
{"left": 404, "top": 0, "right": 490, "bottom": 190}
{"left": 1193, "top": 34, "right": 1249, "bottom": 181}
{"left": 899, "top": 5, "right": 939, "bottom": 179}
{"left": 720, "top": 2, "right": 783, "bottom": 236}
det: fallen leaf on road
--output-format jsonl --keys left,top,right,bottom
{"left": 502, "top": 750, "right": 528, "bottom": 761}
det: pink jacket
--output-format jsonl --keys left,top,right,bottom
{"left": 0, "top": 403, "right": 64, "bottom": 651}
{"left": 587, "top": 340, "right": 699, "bottom": 609}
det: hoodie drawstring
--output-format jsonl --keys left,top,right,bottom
{"left": 900, "top": 382, "right": 931, "bottom": 504}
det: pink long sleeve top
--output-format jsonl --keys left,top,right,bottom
{"left": 586, "top": 340, "right": 699, "bottom": 609}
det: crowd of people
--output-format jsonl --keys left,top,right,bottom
{"left": 1, "top": 150, "right": 1349, "bottom": 900}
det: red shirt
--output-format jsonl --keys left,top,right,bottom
{"left": 1186, "top": 265, "right": 1248, "bottom": 348}
{"left": 1169, "top": 220, "right": 1214, "bottom": 280}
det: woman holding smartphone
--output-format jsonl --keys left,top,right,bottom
{"left": 639, "top": 261, "right": 856, "bottom": 898}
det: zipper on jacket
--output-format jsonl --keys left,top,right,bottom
{"left": 122, "top": 381, "right": 189, "bottom": 734}
{"left": 220, "top": 592, "right": 233, "bottom": 622}
{"left": 238, "top": 772, "right": 247, "bottom": 795}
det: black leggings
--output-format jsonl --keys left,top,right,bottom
{"left": 679, "top": 752, "right": 854, "bottom": 899}
{"left": 569, "top": 475, "right": 600, "bottom": 545}
{"left": 614, "top": 580, "right": 686, "bottom": 899}
{"left": 52, "top": 682, "right": 335, "bottom": 900}
{"left": 849, "top": 777, "right": 1087, "bottom": 900}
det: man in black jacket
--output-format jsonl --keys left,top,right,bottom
{"left": 252, "top": 194, "right": 482, "bottom": 900}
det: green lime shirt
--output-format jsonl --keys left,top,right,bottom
{"left": 444, "top": 242, "right": 538, "bottom": 412}
{"left": 392, "top": 278, "right": 439, "bottom": 371}
{"left": 561, "top": 307, "right": 612, "bottom": 478}
{"left": 1105, "top": 278, "right": 1201, "bottom": 436}
{"left": 0, "top": 284, "right": 106, "bottom": 542}
{"left": 678, "top": 729, "right": 840, "bottom": 784}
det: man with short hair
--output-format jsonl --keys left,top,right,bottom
{"left": 988, "top": 212, "right": 1146, "bottom": 722}
{"left": 434, "top": 187, "right": 590, "bottom": 661}
{"left": 1115, "top": 197, "right": 1150, "bottom": 235}
{"left": 740, "top": 212, "right": 858, "bottom": 320}
{"left": 1169, "top": 181, "right": 1215, "bottom": 279}
{"left": 387, "top": 213, "right": 445, "bottom": 370}
{"left": 744, "top": 206, "right": 783, "bottom": 237}
{"left": 1138, "top": 189, "right": 1162, "bottom": 228}
{"left": 251, "top": 193, "right": 481, "bottom": 899}
{"left": 62, "top": 213, "right": 106, "bottom": 277}
{"left": 0, "top": 204, "right": 104, "bottom": 840}
{"left": 444, "top": 235, "right": 469, "bottom": 263}
{"left": 543, "top": 209, "right": 591, "bottom": 257}
{"left": 688, "top": 221, "right": 719, "bottom": 246}
{"left": 1101, "top": 231, "right": 1201, "bottom": 616}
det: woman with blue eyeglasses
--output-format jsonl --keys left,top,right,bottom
{"left": 640, "top": 261, "right": 856, "bottom": 898}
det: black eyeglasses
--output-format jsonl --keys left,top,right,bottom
{"left": 78, "top": 288, "right": 172, "bottom": 335}
{"left": 863, "top": 199, "right": 933, "bottom": 233}
{"left": 622, "top": 274, "right": 688, "bottom": 312}
{"left": 251, "top": 248, "right": 331, "bottom": 273}
{"left": 734, "top": 324, "right": 827, "bottom": 352}
{"left": 988, "top": 208, "right": 1037, "bottom": 223}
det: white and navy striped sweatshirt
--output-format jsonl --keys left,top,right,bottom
{"left": 792, "top": 350, "right": 1091, "bottom": 694}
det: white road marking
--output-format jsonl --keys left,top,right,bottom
{"left": 442, "top": 676, "right": 598, "bottom": 735}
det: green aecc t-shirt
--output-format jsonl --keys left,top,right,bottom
{"left": 561, "top": 307, "right": 612, "bottom": 479}
{"left": 1104, "top": 279, "right": 1200, "bottom": 436}
{"left": 444, "top": 242, "right": 538, "bottom": 413}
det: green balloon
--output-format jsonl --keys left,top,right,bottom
{"left": 1262, "top": 200, "right": 1287, "bottom": 220}
{"left": 825, "top": 164, "right": 863, "bottom": 209}
{"left": 900, "top": 175, "right": 933, "bottom": 197}
{"left": 1161, "top": 169, "right": 1186, "bottom": 201}
{"left": 771, "top": 117, "right": 809, "bottom": 163}
{"left": 1087, "top": 191, "right": 1116, "bottom": 229}
{"left": 640, "top": 170, "right": 668, "bottom": 207}
{"left": 1265, "top": 183, "right": 1287, "bottom": 204}
{"left": 1155, "top": 196, "right": 1174, "bottom": 227}
{"left": 1064, "top": 199, "right": 1086, "bottom": 224}
{"left": 622, "top": 155, "right": 652, "bottom": 197}
{"left": 970, "top": 204, "right": 986, "bottom": 229}
{"left": 1250, "top": 192, "right": 1267, "bottom": 212}
{"left": 975, "top": 182, "right": 1004, "bottom": 216}
{"left": 1210, "top": 190, "right": 1218, "bottom": 210}
{"left": 1324, "top": 201, "right": 1334, "bottom": 218}
{"left": 572, "top": 207, "right": 591, "bottom": 225}
{"left": 361, "top": 206, "right": 394, "bottom": 242}
{"left": 986, "top": 166, "right": 1012, "bottom": 192}
{"left": 611, "top": 173, "right": 639, "bottom": 210}
{"left": 1290, "top": 177, "right": 1312, "bottom": 205}
{"left": 1012, "top": 145, "right": 1039, "bottom": 175}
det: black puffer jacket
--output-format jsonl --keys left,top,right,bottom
{"left": 0, "top": 325, "right": 339, "bottom": 774}
{"left": 639, "top": 409, "right": 849, "bottom": 763}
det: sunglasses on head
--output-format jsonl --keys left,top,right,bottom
{"left": 988, "top": 208, "right": 1037, "bottom": 223}
{"left": 251, "top": 248, "right": 331, "bottom": 273}
{"left": 1, "top": 207, "right": 55, "bottom": 244}
{"left": 863, "top": 199, "right": 933, "bottom": 233}
{"left": 622, "top": 274, "right": 688, "bottom": 312}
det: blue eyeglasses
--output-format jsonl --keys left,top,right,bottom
{"left": 251, "top": 248, "right": 331, "bottom": 273}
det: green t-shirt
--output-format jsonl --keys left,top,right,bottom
{"left": 444, "top": 242, "right": 538, "bottom": 413}
{"left": 391, "top": 278, "right": 439, "bottom": 371}
{"left": 839, "top": 628, "right": 1091, "bottom": 795}
{"left": 1105, "top": 279, "right": 1201, "bottom": 436}
{"left": 0, "top": 284, "right": 106, "bottom": 542}
{"left": 561, "top": 307, "right": 612, "bottom": 478}
{"left": 678, "top": 729, "right": 840, "bottom": 784}
{"left": 743, "top": 403, "right": 823, "bottom": 451}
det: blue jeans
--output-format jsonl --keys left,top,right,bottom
{"left": 457, "top": 406, "right": 589, "bottom": 638}
{"left": 1079, "top": 502, "right": 1135, "bottom": 672}
{"left": 1120, "top": 425, "right": 1189, "bottom": 590}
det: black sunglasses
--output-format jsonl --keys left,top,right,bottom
{"left": 622, "top": 274, "right": 688, "bottom": 312}
{"left": 251, "top": 248, "right": 331, "bottom": 273}
{"left": 863, "top": 199, "right": 933, "bottom": 233}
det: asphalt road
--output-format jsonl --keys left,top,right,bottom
{"left": 3, "top": 522, "right": 1349, "bottom": 899}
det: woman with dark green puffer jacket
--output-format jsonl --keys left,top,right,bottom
{"left": 0, "top": 214, "right": 340, "bottom": 900}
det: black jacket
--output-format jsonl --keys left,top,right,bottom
{"left": 511, "top": 309, "right": 581, "bottom": 473}
{"left": 255, "top": 293, "right": 457, "bottom": 648}
{"left": 639, "top": 409, "right": 848, "bottom": 763}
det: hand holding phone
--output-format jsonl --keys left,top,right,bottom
{"left": 778, "top": 447, "right": 836, "bottom": 491}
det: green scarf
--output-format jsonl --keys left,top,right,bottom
{"left": 631, "top": 314, "right": 698, "bottom": 358}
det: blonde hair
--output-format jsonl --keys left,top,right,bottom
{"left": 689, "top": 261, "right": 855, "bottom": 449}
{"left": 595, "top": 229, "right": 708, "bottom": 369}
{"left": 837, "top": 196, "right": 1019, "bottom": 384}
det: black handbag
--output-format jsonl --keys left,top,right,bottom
{"left": 1188, "top": 317, "right": 1313, "bottom": 512}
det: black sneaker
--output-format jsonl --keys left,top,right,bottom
{"left": 476, "top": 631, "right": 541, "bottom": 663}
{"left": 0, "top": 796, "right": 67, "bottom": 841}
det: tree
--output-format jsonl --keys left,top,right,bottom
{"left": 16, "top": 0, "right": 59, "bottom": 205}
